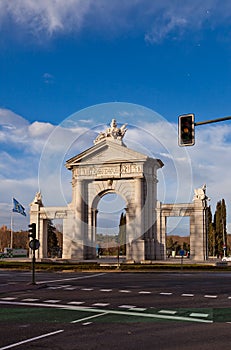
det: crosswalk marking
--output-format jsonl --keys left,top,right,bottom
{"left": 44, "top": 299, "right": 61, "bottom": 303}
{"left": 190, "top": 312, "right": 209, "bottom": 318}
{"left": 92, "top": 303, "right": 110, "bottom": 307}
{"left": 158, "top": 310, "right": 177, "bottom": 315}
{"left": 67, "top": 301, "right": 85, "bottom": 305}
{"left": 119, "top": 305, "right": 136, "bottom": 309}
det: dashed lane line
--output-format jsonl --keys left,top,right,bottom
{"left": 100, "top": 289, "right": 112, "bottom": 292}
{"left": 204, "top": 295, "right": 218, "bottom": 299}
{"left": 81, "top": 288, "right": 94, "bottom": 291}
{"left": 160, "top": 292, "right": 173, "bottom": 296}
{"left": 181, "top": 294, "right": 194, "bottom": 297}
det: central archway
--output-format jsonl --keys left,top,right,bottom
{"left": 95, "top": 192, "right": 126, "bottom": 256}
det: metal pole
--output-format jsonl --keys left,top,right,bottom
{"left": 10, "top": 213, "right": 13, "bottom": 249}
{"left": 31, "top": 244, "right": 36, "bottom": 285}
{"left": 195, "top": 116, "right": 231, "bottom": 126}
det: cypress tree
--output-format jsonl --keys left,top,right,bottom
{"left": 118, "top": 212, "right": 126, "bottom": 255}
{"left": 214, "top": 199, "right": 227, "bottom": 257}
{"left": 207, "top": 206, "right": 215, "bottom": 256}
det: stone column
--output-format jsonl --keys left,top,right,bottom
{"left": 190, "top": 199, "right": 207, "bottom": 260}
{"left": 63, "top": 179, "right": 85, "bottom": 260}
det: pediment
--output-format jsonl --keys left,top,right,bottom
{"left": 66, "top": 139, "right": 152, "bottom": 169}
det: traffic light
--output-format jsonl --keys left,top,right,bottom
{"left": 178, "top": 113, "right": 195, "bottom": 146}
{"left": 28, "top": 223, "right": 36, "bottom": 240}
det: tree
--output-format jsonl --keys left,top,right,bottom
{"left": 214, "top": 199, "right": 227, "bottom": 257}
{"left": 118, "top": 212, "right": 126, "bottom": 255}
{"left": 207, "top": 206, "right": 215, "bottom": 256}
{"left": 47, "top": 220, "right": 59, "bottom": 257}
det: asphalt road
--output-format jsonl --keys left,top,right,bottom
{"left": 1, "top": 270, "right": 231, "bottom": 349}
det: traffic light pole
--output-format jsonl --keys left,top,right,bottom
{"left": 28, "top": 223, "right": 37, "bottom": 285}
{"left": 195, "top": 115, "right": 231, "bottom": 126}
{"left": 31, "top": 244, "right": 36, "bottom": 285}
{"left": 178, "top": 114, "right": 231, "bottom": 146}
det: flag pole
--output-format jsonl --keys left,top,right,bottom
{"left": 10, "top": 210, "right": 13, "bottom": 249}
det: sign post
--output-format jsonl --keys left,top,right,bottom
{"left": 29, "top": 239, "right": 40, "bottom": 285}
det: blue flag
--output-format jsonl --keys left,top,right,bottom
{"left": 12, "top": 198, "right": 26, "bottom": 216}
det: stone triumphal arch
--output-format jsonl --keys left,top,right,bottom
{"left": 30, "top": 119, "right": 209, "bottom": 261}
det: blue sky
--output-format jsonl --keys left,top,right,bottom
{"left": 1, "top": 0, "right": 231, "bottom": 235}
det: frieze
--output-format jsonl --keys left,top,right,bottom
{"left": 76, "top": 163, "right": 143, "bottom": 178}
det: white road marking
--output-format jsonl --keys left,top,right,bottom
{"left": 22, "top": 298, "right": 39, "bottom": 302}
{"left": 43, "top": 300, "right": 61, "bottom": 303}
{"left": 204, "top": 295, "right": 217, "bottom": 299}
{"left": 100, "top": 289, "right": 112, "bottom": 292}
{"left": 158, "top": 310, "right": 177, "bottom": 315}
{"left": 119, "top": 305, "right": 136, "bottom": 309}
{"left": 0, "top": 301, "right": 213, "bottom": 324}
{"left": 139, "top": 291, "right": 151, "bottom": 294}
{"left": 36, "top": 272, "right": 106, "bottom": 284}
{"left": 181, "top": 294, "right": 194, "bottom": 297}
{"left": 71, "top": 312, "right": 108, "bottom": 324}
{"left": 68, "top": 301, "right": 85, "bottom": 305}
{"left": 0, "top": 329, "right": 64, "bottom": 350}
{"left": 81, "top": 288, "right": 93, "bottom": 291}
{"left": 0, "top": 297, "right": 16, "bottom": 301}
{"left": 160, "top": 292, "right": 173, "bottom": 296}
{"left": 92, "top": 303, "right": 110, "bottom": 307}
{"left": 82, "top": 322, "right": 92, "bottom": 326}
{"left": 190, "top": 312, "right": 209, "bottom": 318}
{"left": 129, "top": 308, "right": 147, "bottom": 312}
{"left": 119, "top": 290, "right": 131, "bottom": 293}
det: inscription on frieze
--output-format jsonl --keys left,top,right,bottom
{"left": 77, "top": 163, "right": 143, "bottom": 178}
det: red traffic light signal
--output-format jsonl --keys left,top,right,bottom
{"left": 28, "top": 223, "right": 36, "bottom": 240}
{"left": 178, "top": 113, "right": 195, "bottom": 146}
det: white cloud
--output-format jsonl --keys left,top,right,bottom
{"left": 0, "top": 0, "right": 231, "bottom": 43}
